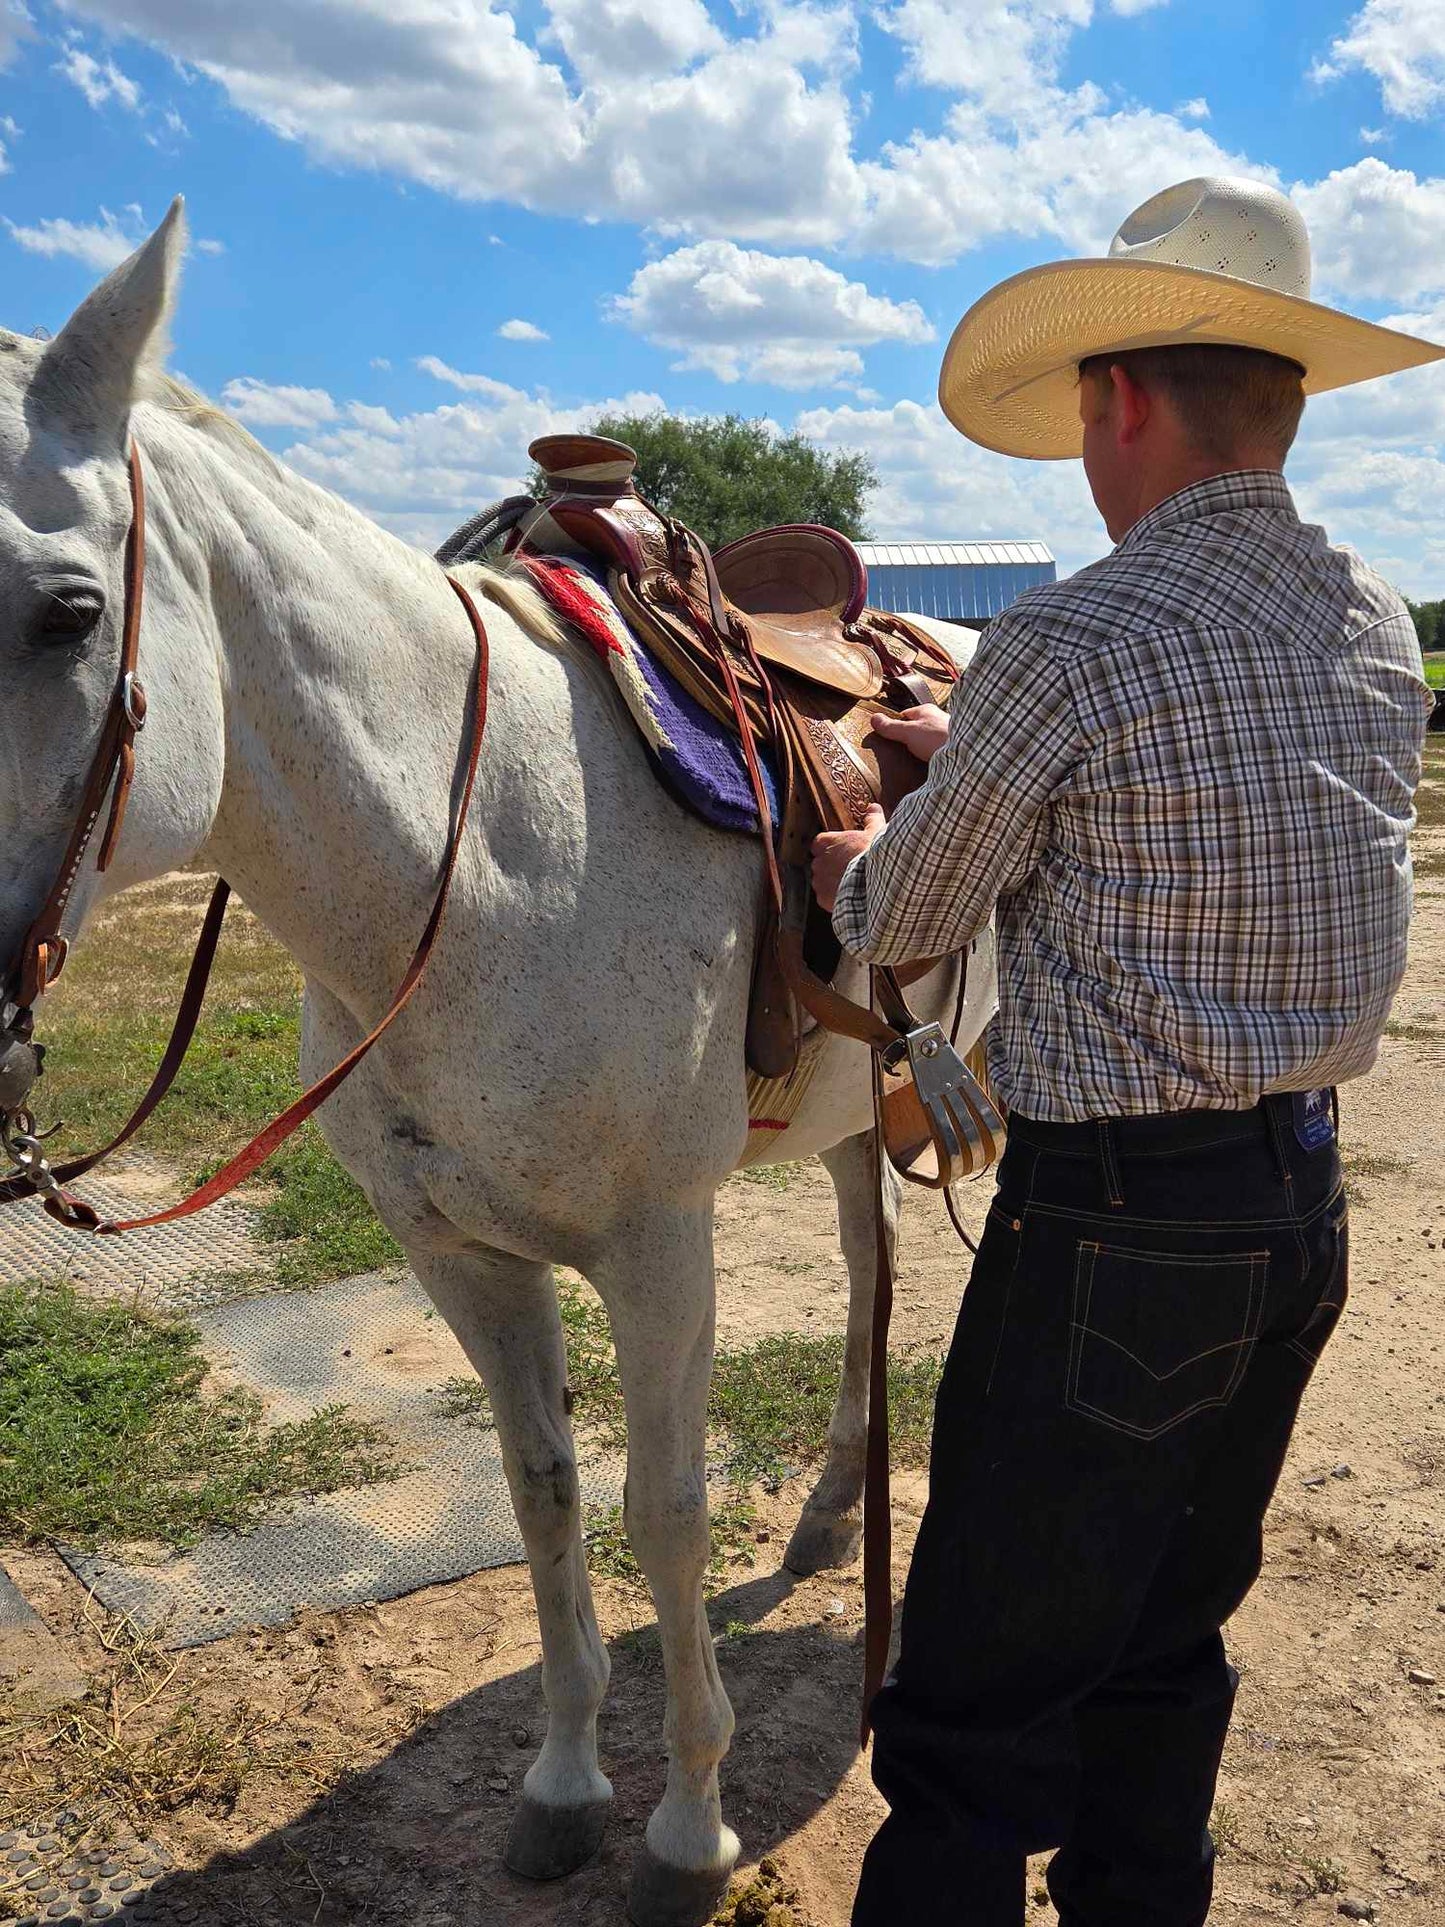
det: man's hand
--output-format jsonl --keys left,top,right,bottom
{"left": 870, "top": 704, "right": 950, "bottom": 764}
{"left": 812, "top": 803, "right": 887, "bottom": 912}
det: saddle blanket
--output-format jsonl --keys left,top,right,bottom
{"left": 521, "top": 554, "right": 780, "bottom": 837}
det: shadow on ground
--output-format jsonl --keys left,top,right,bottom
{"left": 121, "top": 1571, "right": 863, "bottom": 1925}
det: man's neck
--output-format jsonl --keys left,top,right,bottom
{"left": 1111, "top": 454, "right": 1285, "bottom": 543}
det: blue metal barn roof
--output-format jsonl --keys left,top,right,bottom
{"left": 856, "top": 540, "right": 1056, "bottom": 622}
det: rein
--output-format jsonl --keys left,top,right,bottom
{"left": 0, "top": 440, "right": 492, "bottom": 1232}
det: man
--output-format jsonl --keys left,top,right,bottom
{"left": 812, "top": 177, "right": 1441, "bottom": 1926}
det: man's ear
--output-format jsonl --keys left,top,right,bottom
{"left": 1112, "top": 363, "right": 1151, "bottom": 445}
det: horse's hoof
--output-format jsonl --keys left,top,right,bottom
{"left": 783, "top": 1506, "right": 862, "bottom": 1576}
{"left": 504, "top": 1791, "right": 612, "bottom": 1880}
{"left": 626, "top": 1844, "right": 737, "bottom": 1927}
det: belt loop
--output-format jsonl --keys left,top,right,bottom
{"left": 1262, "top": 1096, "right": 1293, "bottom": 1189}
{"left": 1096, "top": 1118, "right": 1125, "bottom": 1210}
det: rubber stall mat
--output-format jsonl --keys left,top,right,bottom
{"left": 0, "top": 1820, "right": 176, "bottom": 1925}
{"left": 0, "top": 1154, "right": 265, "bottom": 1303}
{"left": 58, "top": 1270, "right": 624, "bottom": 1648}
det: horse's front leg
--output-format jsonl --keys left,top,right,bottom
{"left": 588, "top": 1206, "right": 740, "bottom": 1927}
{"left": 411, "top": 1247, "right": 614, "bottom": 1877}
{"left": 784, "top": 1128, "right": 902, "bottom": 1576}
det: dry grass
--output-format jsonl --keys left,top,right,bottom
{"left": 0, "top": 1601, "right": 334, "bottom": 1855}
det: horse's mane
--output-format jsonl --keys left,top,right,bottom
{"left": 145, "top": 370, "right": 281, "bottom": 473}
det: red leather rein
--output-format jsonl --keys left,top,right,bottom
{"left": 0, "top": 441, "right": 491, "bottom": 1233}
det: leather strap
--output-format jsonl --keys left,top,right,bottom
{"left": 11, "top": 576, "right": 491, "bottom": 1233}
{"left": 11, "top": 446, "right": 149, "bottom": 1010}
{"left": 0, "top": 878, "right": 233, "bottom": 1215}
{"left": 860, "top": 1060, "right": 895, "bottom": 1745}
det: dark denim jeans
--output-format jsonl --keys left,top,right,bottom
{"left": 853, "top": 1095, "right": 1348, "bottom": 1927}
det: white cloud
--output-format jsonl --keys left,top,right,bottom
{"left": 1360, "top": 125, "right": 1386, "bottom": 144}
{"left": 1312, "top": 0, "right": 1445, "bottom": 120}
{"left": 0, "top": 0, "right": 32, "bottom": 71}
{"left": 34, "top": 0, "right": 1445, "bottom": 367}
{"left": 272, "top": 379, "right": 668, "bottom": 549}
{"left": 220, "top": 377, "right": 339, "bottom": 428}
{"left": 797, "top": 393, "right": 1106, "bottom": 568}
{"left": 882, "top": 0, "right": 1093, "bottom": 111}
{"left": 5, "top": 205, "right": 146, "bottom": 271}
{"left": 346, "top": 400, "right": 402, "bottom": 434}
{"left": 57, "top": 0, "right": 862, "bottom": 246}
{"left": 497, "top": 318, "right": 549, "bottom": 341}
{"left": 196, "top": 236, "right": 225, "bottom": 255}
{"left": 1293, "top": 157, "right": 1445, "bottom": 303}
{"left": 1176, "top": 96, "right": 1209, "bottom": 119}
{"left": 856, "top": 100, "right": 1271, "bottom": 265}
{"left": 370, "top": 356, "right": 392, "bottom": 370}
{"left": 54, "top": 43, "right": 142, "bottom": 110}
{"left": 541, "top": 0, "right": 722, "bottom": 81}
{"left": 610, "top": 240, "right": 933, "bottom": 388}
{"left": 416, "top": 355, "right": 526, "bottom": 402}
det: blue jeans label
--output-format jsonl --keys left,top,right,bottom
{"left": 1293, "top": 1088, "right": 1334, "bottom": 1151}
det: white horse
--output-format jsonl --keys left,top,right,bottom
{"left": 0, "top": 206, "right": 992, "bottom": 1924}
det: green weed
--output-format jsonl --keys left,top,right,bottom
{"left": 437, "top": 1296, "right": 943, "bottom": 1492}
{"left": 250, "top": 1126, "right": 403, "bottom": 1286}
{"left": 0, "top": 1281, "right": 398, "bottom": 1550}
{"left": 437, "top": 1279, "right": 627, "bottom": 1442}
{"left": 584, "top": 1493, "right": 758, "bottom": 1594}
{"left": 729, "top": 1160, "right": 808, "bottom": 1192}
{"left": 709, "top": 1332, "right": 941, "bottom": 1488}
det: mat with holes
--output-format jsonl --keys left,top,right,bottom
{"left": 0, "top": 1153, "right": 266, "bottom": 1306}
{"left": 57, "top": 1269, "right": 624, "bottom": 1648}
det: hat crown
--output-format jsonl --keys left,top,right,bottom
{"left": 1107, "top": 176, "right": 1311, "bottom": 300}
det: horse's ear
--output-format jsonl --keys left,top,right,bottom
{"left": 32, "top": 199, "right": 187, "bottom": 443}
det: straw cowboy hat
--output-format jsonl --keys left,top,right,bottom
{"left": 939, "top": 175, "right": 1445, "bottom": 459}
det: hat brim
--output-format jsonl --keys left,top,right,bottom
{"left": 938, "top": 257, "right": 1445, "bottom": 460}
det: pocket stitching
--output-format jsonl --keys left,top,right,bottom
{"left": 1068, "top": 1243, "right": 1268, "bottom": 1440}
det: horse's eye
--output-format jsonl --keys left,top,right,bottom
{"left": 37, "top": 589, "right": 104, "bottom": 644}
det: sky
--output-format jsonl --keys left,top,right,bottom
{"left": 1, "top": 0, "right": 1444, "bottom": 591}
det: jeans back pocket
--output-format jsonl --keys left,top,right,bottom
{"left": 1067, "top": 1242, "right": 1268, "bottom": 1441}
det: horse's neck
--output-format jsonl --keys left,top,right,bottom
{"left": 146, "top": 409, "right": 493, "bottom": 1007}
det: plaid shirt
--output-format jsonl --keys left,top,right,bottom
{"left": 833, "top": 471, "right": 1431, "bottom": 1121}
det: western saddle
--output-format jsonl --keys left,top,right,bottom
{"left": 478, "top": 433, "right": 1003, "bottom": 1188}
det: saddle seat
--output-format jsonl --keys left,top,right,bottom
{"left": 515, "top": 434, "right": 963, "bottom": 1081}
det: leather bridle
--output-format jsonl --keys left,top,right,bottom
{"left": 0, "top": 439, "right": 492, "bottom": 1232}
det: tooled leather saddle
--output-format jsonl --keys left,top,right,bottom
{"left": 453, "top": 433, "right": 1004, "bottom": 1188}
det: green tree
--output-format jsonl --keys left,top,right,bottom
{"left": 1407, "top": 597, "right": 1443, "bottom": 653}
{"left": 530, "top": 412, "right": 877, "bottom": 547}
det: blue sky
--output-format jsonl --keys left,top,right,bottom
{"left": 2, "top": 0, "right": 1444, "bottom": 589}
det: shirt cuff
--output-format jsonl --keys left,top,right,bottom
{"left": 830, "top": 850, "right": 876, "bottom": 958}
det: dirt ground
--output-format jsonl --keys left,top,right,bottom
{"left": 5, "top": 782, "right": 1444, "bottom": 1925}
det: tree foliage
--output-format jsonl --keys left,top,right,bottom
{"left": 529, "top": 412, "right": 877, "bottom": 547}
{"left": 1408, "top": 598, "right": 1444, "bottom": 654}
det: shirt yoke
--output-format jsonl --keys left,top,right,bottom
{"left": 999, "top": 506, "right": 1415, "bottom": 668}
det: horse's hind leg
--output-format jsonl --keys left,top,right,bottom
{"left": 587, "top": 1206, "right": 739, "bottom": 1927}
{"left": 412, "top": 1247, "right": 613, "bottom": 1878}
{"left": 784, "top": 1129, "right": 902, "bottom": 1576}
